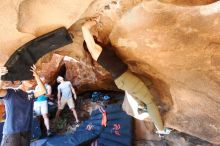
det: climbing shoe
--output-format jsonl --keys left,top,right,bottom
{"left": 137, "top": 103, "right": 148, "bottom": 114}
{"left": 47, "top": 130, "right": 52, "bottom": 137}
{"left": 156, "top": 128, "right": 172, "bottom": 135}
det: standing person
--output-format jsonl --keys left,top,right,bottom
{"left": 0, "top": 65, "right": 46, "bottom": 146}
{"left": 34, "top": 76, "right": 52, "bottom": 136}
{"left": 55, "top": 76, "right": 79, "bottom": 124}
{"left": 81, "top": 15, "right": 170, "bottom": 134}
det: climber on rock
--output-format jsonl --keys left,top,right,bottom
{"left": 0, "top": 65, "right": 46, "bottom": 146}
{"left": 81, "top": 14, "right": 170, "bottom": 135}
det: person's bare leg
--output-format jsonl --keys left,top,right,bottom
{"left": 71, "top": 108, "right": 79, "bottom": 123}
{"left": 42, "top": 114, "right": 50, "bottom": 130}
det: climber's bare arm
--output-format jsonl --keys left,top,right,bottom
{"left": 31, "top": 65, "right": 46, "bottom": 97}
{"left": 82, "top": 21, "right": 102, "bottom": 61}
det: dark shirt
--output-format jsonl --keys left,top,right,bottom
{"left": 96, "top": 42, "right": 128, "bottom": 79}
{"left": 83, "top": 40, "right": 128, "bottom": 79}
{"left": 2, "top": 89, "right": 34, "bottom": 135}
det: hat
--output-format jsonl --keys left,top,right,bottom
{"left": 57, "top": 76, "right": 63, "bottom": 82}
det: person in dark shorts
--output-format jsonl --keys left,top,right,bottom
{"left": 0, "top": 65, "right": 46, "bottom": 146}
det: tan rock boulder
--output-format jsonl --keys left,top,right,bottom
{"left": 0, "top": 0, "right": 34, "bottom": 65}
{"left": 0, "top": 0, "right": 98, "bottom": 67}
{"left": 1, "top": 0, "right": 220, "bottom": 144}
{"left": 110, "top": 1, "right": 220, "bottom": 144}
{"left": 17, "top": 0, "right": 94, "bottom": 35}
{"left": 39, "top": 53, "right": 117, "bottom": 93}
{"left": 64, "top": 58, "right": 118, "bottom": 93}
{"left": 160, "top": 0, "right": 218, "bottom": 5}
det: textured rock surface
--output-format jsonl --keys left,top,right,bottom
{"left": 64, "top": 58, "right": 118, "bottom": 93}
{"left": 17, "top": 0, "right": 94, "bottom": 35}
{"left": 110, "top": 1, "right": 220, "bottom": 144}
{"left": 39, "top": 53, "right": 117, "bottom": 93}
{"left": 0, "top": 0, "right": 220, "bottom": 145}
{"left": 160, "top": 0, "right": 218, "bottom": 5}
{"left": 134, "top": 120, "right": 217, "bottom": 146}
{"left": 0, "top": 0, "right": 34, "bottom": 65}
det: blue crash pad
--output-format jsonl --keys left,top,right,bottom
{"left": 0, "top": 122, "right": 3, "bottom": 142}
{"left": 31, "top": 104, "right": 133, "bottom": 146}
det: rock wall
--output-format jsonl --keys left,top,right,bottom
{"left": 110, "top": 1, "right": 220, "bottom": 144}
{"left": 38, "top": 53, "right": 118, "bottom": 93}
{"left": 134, "top": 120, "right": 218, "bottom": 146}
{"left": 0, "top": 0, "right": 220, "bottom": 144}
{"left": 160, "top": 0, "right": 218, "bottom": 5}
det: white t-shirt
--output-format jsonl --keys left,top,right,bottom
{"left": 57, "top": 81, "right": 72, "bottom": 99}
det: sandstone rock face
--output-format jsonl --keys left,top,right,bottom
{"left": 64, "top": 58, "right": 118, "bottom": 93}
{"left": 110, "top": 1, "right": 220, "bottom": 144}
{"left": 39, "top": 53, "right": 64, "bottom": 84}
{"left": 0, "top": 0, "right": 93, "bottom": 64}
{"left": 135, "top": 120, "right": 217, "bottom": 146}
{"left": 160, "top": 0, "right": 218, "bottom": 5}
{"left": 0, "top": 0, "right": 118, "bottom": 93}
{"left": 1, "top": 0, "right": 220, "bottom": 145}
{"left": 39, "top": 53, "right": 117, "bottom": 93}
{"left": 17, "top": 0, "right": 94, "bottom": 35}
{"left": 0, "top": 0, "right": 34, "bottom": 65}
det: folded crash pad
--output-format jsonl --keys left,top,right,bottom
{"left": 31, "top": 108, "right": 104, "bottom": 146}
{"left": 98, "top": 104, "right": 133, "bottom": 146}
{"left": 0, "top": 122, "right": 3, "bottom": 143}
{"left": 2, "top": 27, "right": 73, "bottom": 81}
{"left": 46, "top": 119, "right": 104, "bottom": 146}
